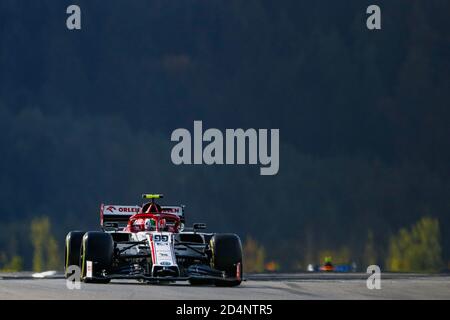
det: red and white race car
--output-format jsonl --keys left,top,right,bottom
{"left": 64, "top": 194, "right": 243, "bottom": 286}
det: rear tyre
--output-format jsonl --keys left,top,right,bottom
{"left": 80, "top": 231, "right": 113, "bottom": 284}
{"left": 64, "top": 231, "right": 85, "bottom": 278}
{"left": 210, "top": 234, "right": 243, "bottom": 287}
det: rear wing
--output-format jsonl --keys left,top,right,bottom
{"left": 100, "top": 204, "right": 185, "bottom": 230}
{"left": 100, "top": 204, "right": 140, "bottom": 230}
{"left": 161, "top": 205, "right": 185, "bottom": 223}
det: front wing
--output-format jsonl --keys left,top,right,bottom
{"left": 86, "top": 263, "right": 243, "bottom": 283}
{"left": 87, "top": 274, "right": 242, "bottom": 283}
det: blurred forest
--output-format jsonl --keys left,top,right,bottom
{"left": 0, "top": 1, "right": 449, "bottom": 272}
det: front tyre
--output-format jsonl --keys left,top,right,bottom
{"left": 210, "top": 234, "right": 243, "bottom": 287}
{"left": 64, "top": 231, "right": 85, "bottom": 278}
{"left": 80, "top": 231, "right": 113, "bottom": 284}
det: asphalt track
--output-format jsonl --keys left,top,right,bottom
{"left": 1, "top": 273, "right": 449, "bottom": 299}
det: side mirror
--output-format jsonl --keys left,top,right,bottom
{"left": 193, "top": 223, "right": 207, "bottom": 230}
{"left": 104, "top": 222, "right": 119, "bottom": 228}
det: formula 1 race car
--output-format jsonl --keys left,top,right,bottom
{"left": 64, "top": 194, "right": 243, "bottom": 286}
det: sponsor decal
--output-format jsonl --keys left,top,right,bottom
{"left": 105, "top": 205, "right": 140, "bottom": 214}
{"left": 236, "top": 262, "right": 241, "bottom": 281}
{"left": 86, "top": 260, "right": 93, "bottom": 278}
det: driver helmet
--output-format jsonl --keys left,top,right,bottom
{"left": 144, "top": 218, "right": 156, "bottom": 231}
